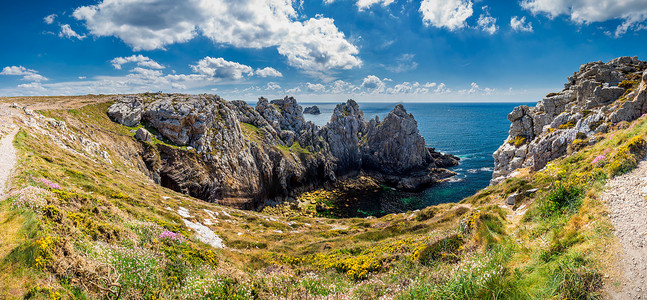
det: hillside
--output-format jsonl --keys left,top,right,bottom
{"left": 1, "top": 57, "right": 647, "bottom": 299}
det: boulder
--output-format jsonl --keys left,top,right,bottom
{"left": 135, "top": 128, "right": 152, "bottom": 142}
{"left": 506, "top": 193, "right": 518, "bottom": 205}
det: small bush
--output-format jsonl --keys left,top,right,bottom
{"left": 538, "top": 183, "right": 583, "bottom": 217}
{"left": 558, "top": 121, "right": 576, "bottom": 130}
{"left": 508, "top": 136, "right": 527, "bottom": 147}
{"left": 618, "top": 80, "right": 638, "bottom": 89}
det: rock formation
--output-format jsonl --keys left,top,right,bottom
{"left": 303, "top": 105, "right": 321, "bottom": 115}
{"left": 492, "top": 56, "right": 647, "bottom": 184}
{"left": 108, "top": 94, "right": 458, "bottom": 208}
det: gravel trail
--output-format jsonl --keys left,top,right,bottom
{"left": 0, "top": 127, "right": 18, "bottom": 200}
{"left": 604, "top": 158, "right": 647, "bottom": 299}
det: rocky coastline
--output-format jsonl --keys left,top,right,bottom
{"left": 108, "top": 95, "right": 459, "bottom": 209}
{"left": 493, "top": 56, "right": 647, "bottom": 184}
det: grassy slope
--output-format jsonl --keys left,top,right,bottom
{"left": 0, "top": 98, "right": 645, "bottom": 299}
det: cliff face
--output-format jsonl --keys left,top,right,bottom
{"left": 493, "top": 56, "right": 647, "bottom": 184}
{"left": 108, "top": 95, "right": 458, "bottom": 208}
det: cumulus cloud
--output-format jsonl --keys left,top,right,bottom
{"left": 111, "top": 55, "right": 165, "bottom": 70}
{"left": 44, "top": 14, "right": 56, "bottom": 24}
{"left": 511, "top": 16, "right": 533, "bottom": 32}
{"left": 477, "top": 6, "right": 498, "bottom": 34}
{"left": 73, "top": 0, "right": 361, "bottom": 75}
{"left": 420, "top": 0, "right": 473, "bottom": 30}
{"left": 191, "top": 57, "right": 254, "bottom": 80}
{"left": 521, "top": 0, "right": 647, "bottom": 37}
{"left": 1, "top": 66, "right": 48, "bottom": 82}
{"left": 360, "top": 75, "right": 387, "bottom": 92}
{"left": 255, "top": 67, "right": 283, "bottom": 78}
{"left": 59, "top": 24, "right": 86, "bottom": 40}
{"left": 356, "top": 0, "right": 395, "bottom": 11}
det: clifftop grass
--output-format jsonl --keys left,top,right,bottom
{"left": 0, "top": 97, "right": 645, "bottom": 299}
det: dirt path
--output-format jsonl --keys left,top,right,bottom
{"left": 603, "top": 158, "right": 647, "bottom": 299}
{"left": 0, "top": 127, "right": 18, "bottom": 200}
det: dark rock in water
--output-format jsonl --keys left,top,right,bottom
{"left": 429, "top": 148, "right": 460, "bottom": 168}
{"left": 492, "top": 56, "right": 647, "bottom": 185}
{"left": 108, "top": 94, "right": 460, "bottom": 208}
{"left": 303, "top": 105, "right": 321, "bottom": 115}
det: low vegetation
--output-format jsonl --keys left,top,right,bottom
{"left": 1, "top": 98, "right": 645, "bottom": 299}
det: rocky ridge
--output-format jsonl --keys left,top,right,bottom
{"left": 108, "top": 94, "right": 459, "bottom": 208}
{"left": 493, "top": 56, "right": 647, "bottom": 184}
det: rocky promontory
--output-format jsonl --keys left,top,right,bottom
{"left": 493, "top": 56, "right": 647, "bottom": 184}
{"left": 108, "top": 95, "right": 458, "bottom": 208}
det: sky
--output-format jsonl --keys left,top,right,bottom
{"left": 1, "top": 0, "right": 647, "bottom": 102}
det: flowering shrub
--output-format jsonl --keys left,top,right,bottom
{"left": 10, "top": 186, "right": 51, "bottom": 210}
{"left": 37, "top": 178, "right": 60, "bottom": 189}
{"left": 159, "top": 230, "right": 186, "bottom": 243}
{"left": 591, "top": 149, "right": 611, "bottom": 167}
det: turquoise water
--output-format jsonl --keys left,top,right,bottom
{"left": 302, "top": 102, "right": 533, "bottom": 215}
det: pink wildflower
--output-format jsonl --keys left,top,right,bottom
{"left": 38, "top": 178, "right": 61, "bottom": 189}
{"left": 159, "top": 230, "right": 185, "bottom": 243}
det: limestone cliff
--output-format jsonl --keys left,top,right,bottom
{"left": 493, "top": 56, "right": 647, "bottom": 184}
{"left": 108, "top": 94, "right": 458, "bottom": 208}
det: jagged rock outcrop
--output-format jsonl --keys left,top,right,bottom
{"left": 303, "top": 105, "right": 321, "bottom": 115}
{"left": 492, "top": 56, "right": 647, "bottom": 184}
{"left": 108, "top": 94, "right": 458, "bottom": 208}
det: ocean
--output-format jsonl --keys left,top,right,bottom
{"left": 301, "top": 101, "right": 534, "bottom": 216}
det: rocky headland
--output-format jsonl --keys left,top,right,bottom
{"left": 108, "top": 95, "right": 459, "bottom": 209}
{"left": 493, "top": 56, "right": 647, "bottom": 184}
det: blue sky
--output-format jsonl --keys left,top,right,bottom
{"left": 1, "top": 0, "right": 647, "bottom": 102}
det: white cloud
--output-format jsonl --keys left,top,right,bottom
{"left": 420, "top": 0, "right": 473, "bottom": 30}
{"left": 357, "top": 0, "right": 395, "bottom": 11}
{"left": 111, "top": 55, "right": 164, "bottom": 70}
{"left": 266, "top": 82, "right": 281, "bottom": 90}
{"left": 73, "top": 0, "right": 361, "bottom": 75}
{"left": 255, "top": 67, "right": 283, "bottom": 78}
{"left": 17, "top": 82, "right": 46, "bottom": 91}
{"left": 360, "top": 75, "right": 386, "bottom": 93}
{"left": 1, "top": 66, "right": 48, "bottom": 82}
{"left": 22, "top": 74, "right": 48, "bottom": 82}
{"left": 306, "top": 82, "right": 327, "bottom": 92}
{"left": 1, "top": 66, "right": 35, "bottom": 76}
{"left": 286, "top": 86, "right": 301, "bottom": 94}
{"left": 331, "top": 80, "right": 358, "bottom": 94}
{"left": 477, "top": 6, "right": 498, "bottom": 34}
{"left": 521, "top": 0, "right": 647, "bottom": 37}
{"left": 44, "top": 14, "right": 56, "bottom": 25}
{"left": 191, "top": 57, "right": 254, "bottom": 80}
{"left": 511, "top": 16, "right": 534, "bottom": 32}
{"left": 458, "top": 82, "right": 495, "bottom": 95}
{"left": 78, "top": 76, "right": 87, "bottom": 79}
{"left": 59, "top": 24, "right": 86, "bottom": 40}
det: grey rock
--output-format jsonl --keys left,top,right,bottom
{"left": 135, "top": 128, "right": 152, "bottom": 142}
{"left": 506, "top": 193, "right": 518, "bottom": 205}
{"left": 492, "top": 56, "right": 647, "bottom": 183}
{"left": 108, "top": 96, "right": 143, "bottom": 127}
